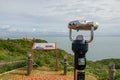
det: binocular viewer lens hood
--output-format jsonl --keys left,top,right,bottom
{"left": 68, "top": 20, "right": 98, "bottom": 31}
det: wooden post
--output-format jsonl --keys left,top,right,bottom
{"left": 31, "top": 43, "right": 35, "bottom": 71}
{"left": 27, "top": 54, "right": 32, "bottom": 76}
{"left": 55, "top": 43, "right": 58, "bottom": 71}
{"left": 109, "top": 63, "right": 116, "bottom": 80}
{"left": 64, "top": 55, "right": 67, "bottom": 75}
{"left": 31, "top": 49, "right": 34, "bottom": 71}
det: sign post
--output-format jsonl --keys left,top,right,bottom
{"left": 31, "top": 43, "right": 58, "bottom": 72}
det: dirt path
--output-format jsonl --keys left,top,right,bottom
{"left": 13, "top": 74, "right": 97, "bottom": 80}
{"left": 13, "top": 74, "right": 73, "bottom": 80}
{"left": 0, "top": 67, "right": 98, "bottom": 80}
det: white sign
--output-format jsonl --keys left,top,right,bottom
{"left": 33, "top": 43, "right": 56, "bottom": 50}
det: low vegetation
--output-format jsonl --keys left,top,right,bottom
{"left": 0, "top": 39, "right": 120, "bottom": 80}
{"left": 0, "top": 39, "right": 73, "bottom": 73}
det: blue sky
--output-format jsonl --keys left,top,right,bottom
{"left": 0, "top": 0, "right": 120, "bottom": 37}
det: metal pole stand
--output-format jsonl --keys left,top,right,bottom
{"left": 77, "top": 70, "right": 85, "bottom": 80}
{"left": 76, "top": 53, "right": 86, "bottom": 80}
{"left": 72, "top": 40, "right": 88, "bottom": 80}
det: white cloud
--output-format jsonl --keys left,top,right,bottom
{"left": 0, "top": 25, "right": 18, "bottom": 32}
{"left": 0, "top": 25, "right": 10, "bottom": 29}
{"left": 7, "top": 28, "right": 17, "bottom": 32}
{"left": 0, "top": 0, "right": 120, "bottom": 35}
{"left": 32, "top": 28, "right": 36, "bottom": 32}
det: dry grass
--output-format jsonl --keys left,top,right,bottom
{"left": 0, "top": 67, "right": 98, "bottom": 80}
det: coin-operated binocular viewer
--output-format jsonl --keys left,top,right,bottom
{"left": 68, "top": 20, "right": 98, "bottom": 80}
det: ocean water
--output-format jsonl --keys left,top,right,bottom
{"left": 40, "top": 36, "right": 120, "bottom": 61}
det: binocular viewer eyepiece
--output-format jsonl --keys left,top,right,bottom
{"left": 68, "top": 20, "right": 99, "bottom": 43}
{"left": 68, "top": 20, "right": 98, "bottom": 31}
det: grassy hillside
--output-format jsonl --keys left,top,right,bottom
{"left": 0, "top": 39, "right": 120, "bottom": 80}
{"left": 86, "top": 59, "right": 120, "bottom": 80}
{"left": 0, "top": 39, "right": 47, "bottom": 61}
{"left": 0, "top": 39, "right": 74, "bottom": 72}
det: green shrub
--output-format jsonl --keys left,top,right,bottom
{"left": 0, "top": 53, "right": 7, "bottom": 60}
{"left": 0, "top": 61, "right": 27, "bottom": 74}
